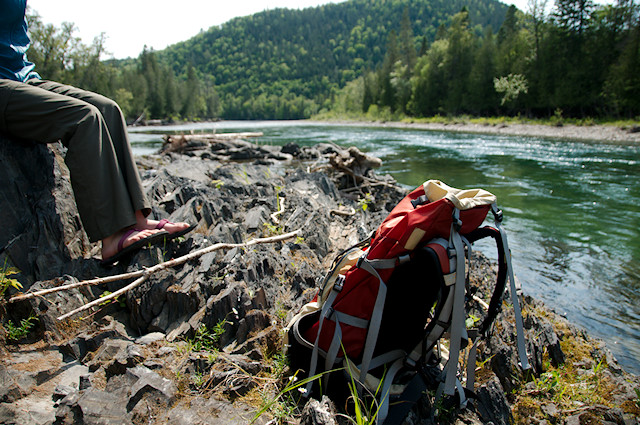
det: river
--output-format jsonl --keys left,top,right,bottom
{"left": 129, "top": 120, "right": 640, "bottom": 374}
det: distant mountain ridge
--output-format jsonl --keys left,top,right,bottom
{"left": 158, "top": 0, "right": 508, "bottom": 118}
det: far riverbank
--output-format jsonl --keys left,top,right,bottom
{"left": 310, "top": 118, "right": 640, "bottom": 144}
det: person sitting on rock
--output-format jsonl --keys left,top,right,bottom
{"left": 0, "top": 0, "right": 194, "bottom": 265}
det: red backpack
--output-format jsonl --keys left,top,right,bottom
{"left": 286, "top": 180, "right": 529, "bottom": 422}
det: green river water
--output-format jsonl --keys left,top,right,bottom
{"left": 129, "top": 120, "right": 640, "bottom": 374}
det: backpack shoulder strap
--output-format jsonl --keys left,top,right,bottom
{"left": 490, "top": 204, "right": 530, "bottom": 370}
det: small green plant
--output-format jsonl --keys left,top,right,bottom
{"left": 210, "top": 179, "right": 224, "bottom": 189}
{"left": 98, "top": 291, "right": 126, "bottom": 308}
{"left": 1, "top": 260, "right": 22, "bottom": 298}
{"left": 465, "top": 313, "right": 480, "bottom": 328}
{"left": 270, "top": 350, "right": 289, "bottom": 378}
{"left": 189, "top": 319, "right": 228, "bottom": 352}
{"left": 263, "top": 222, "right": 283, "bottom": 236}
{"left": 6, "top": 314, "right": 38, "bottom": 341}
{"left": 357, "top": 193, "right": 373, "bottom": 211}
{"left": 295, "top": 236, "right": 305, "bottom": 244}
{"left": 274, "top": 300, "right": 288, "bottom": 322}
{"left": 634, "top": 387, "right": 640, "bottom": 409}
{"left": 534, "top": 370, "right": 563, "bottom": 397}
{"left": 191, "top": 370, "right": 208, "bottom": 388}
{"left": 238, "top": 166, "right": 251, "bottom": 185}
{"left": 551, "top": 108, "right": 564, "bottom": 126}
{"left": 211, "top": 317, "right": 228, "bottom": 342}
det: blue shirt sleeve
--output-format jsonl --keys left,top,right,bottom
{"left": 0, "top": 0, "right": 41, "bottom": 82}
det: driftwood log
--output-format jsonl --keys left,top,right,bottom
{"left": 162, "top": 132, "right": 263, "bottom": 153}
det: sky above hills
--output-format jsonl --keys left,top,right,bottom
{"left": 28, "top": 0, "right": 612, "bottom": 60}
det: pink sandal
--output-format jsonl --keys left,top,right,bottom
{"left": 101, "top": 228, "right": 169, "bottom": 266}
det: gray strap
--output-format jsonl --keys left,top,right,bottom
{"left": 422, "top": 237, "right": 457, "bottom": 352}
{"left": 462, "top": 236, "right": 472, "bottom": 289}
{"left": 323, "top": 311, "right": 373, "bottom": 389}
{"left": 456, "top": 379, "right": 468, "bottom": 408}
{"left": 331, "top": 311, "right": 369, "bottom": 329}
{"left": 305, "top": 285, "right": 341, "bottom": 394}
{"left": 465, "top": 331, "right": 480, "bottom": 394}
{"left": 365, "top": 254, "right": 412, "bottom": 270}
{"left": 444, "top": 209, "right": 467, "bottom": 396}
{"left": 424, "top": 273, "right": 455, "bottom": 351}
{"left": 364, "top": 257, "right": 397, "bottom": 269}
{"left": 325, "top": 318, "right": 343, "bottom": 376}
{"left": 492, "top": 203, "right": 531, "bottom": 370}
{"left": 376, "top": 358, "right": 405, "bottom": 424}
{"left": 357, "top": 258, "right": 388, "bottom": 385}
{"left": 364, "top": 349, "right": 406, "bottom": 372}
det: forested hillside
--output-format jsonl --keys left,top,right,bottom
{"left": 159, "top": 0, "right": 507, "bottom": 119}
{"left": 26, "top": 0, "right": 640, "bottom": 122}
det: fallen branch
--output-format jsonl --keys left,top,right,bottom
{"left": 9, "top": 271, "right": 145, "bottom": 303}
{"left": 51, "top": 229, "right": 301, "bottom": 321}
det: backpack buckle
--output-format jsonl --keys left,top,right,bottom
{"left": 333, "top": 275, "right": 345, "bottom": 292}
{"left": 398, "top": 254, "right": 411, "bottom": 265}
{"left": 404, "top": 357, "right": 417, "bottom": 369}
{"left": 356, "top": 253, "right": 367, "bottom": 268}
{"left": 411, "top": 195, "right": 429, "bottom": 208}
{"left": 491, "top": 204, "right": 504, "bottom": 223}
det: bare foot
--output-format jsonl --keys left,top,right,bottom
{"left": 134, "top": 211, "right": 192, "bottom": 236}
{"left": 101, "top": 227, "right": 162, "bottom": 261}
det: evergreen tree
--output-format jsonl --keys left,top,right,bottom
{"left": 603, "top": 7, "right": 640, "bottom": 115}
{"left": 443, "top": 9, "right": 475, "bottom": 113}
{"left": 467, "top": 28, "right": 499, "bottom": 114}
{"left": 378, "top": 30, "right": 399, "bottom": 111}
{"left": 553, "top": 0, "right": 596, "bottom": 34}
{"left": 139, "top": 48, "right": 165, "bottom": 119}
{"left": 410, "top": 39, "right": 450, "bottom": 116}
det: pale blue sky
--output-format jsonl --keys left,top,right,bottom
{"left": 28, "top": 0, "right": 613, "bottom": 60}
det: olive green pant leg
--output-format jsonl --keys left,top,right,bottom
{"left": 28, "top": 80, "right": 151, "bottom": 217}
{"left": 0, "top": 79, "right": 150, "bottom": 242}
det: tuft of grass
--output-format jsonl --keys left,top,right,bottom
{"left": 250, "top": 366, "right": 338, "bottom": 424}
{"left": 339, "top": 359, "right": 384, "bottom": 425}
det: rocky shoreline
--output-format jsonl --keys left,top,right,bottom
{"left": 1, "top": 134, "right": 638, "bottom": 424}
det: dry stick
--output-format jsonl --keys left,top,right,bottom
{"left": 8, "top": 270, "right": 146, "bottom": 303}
{"left": 329, "top": 207, "right": 356, "bottom": 217}
{"left": 56, "top": 229, "right": 301, "bottom": 321}
{"left": 270, "top": 196, "right": 285, "bottom": 224}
